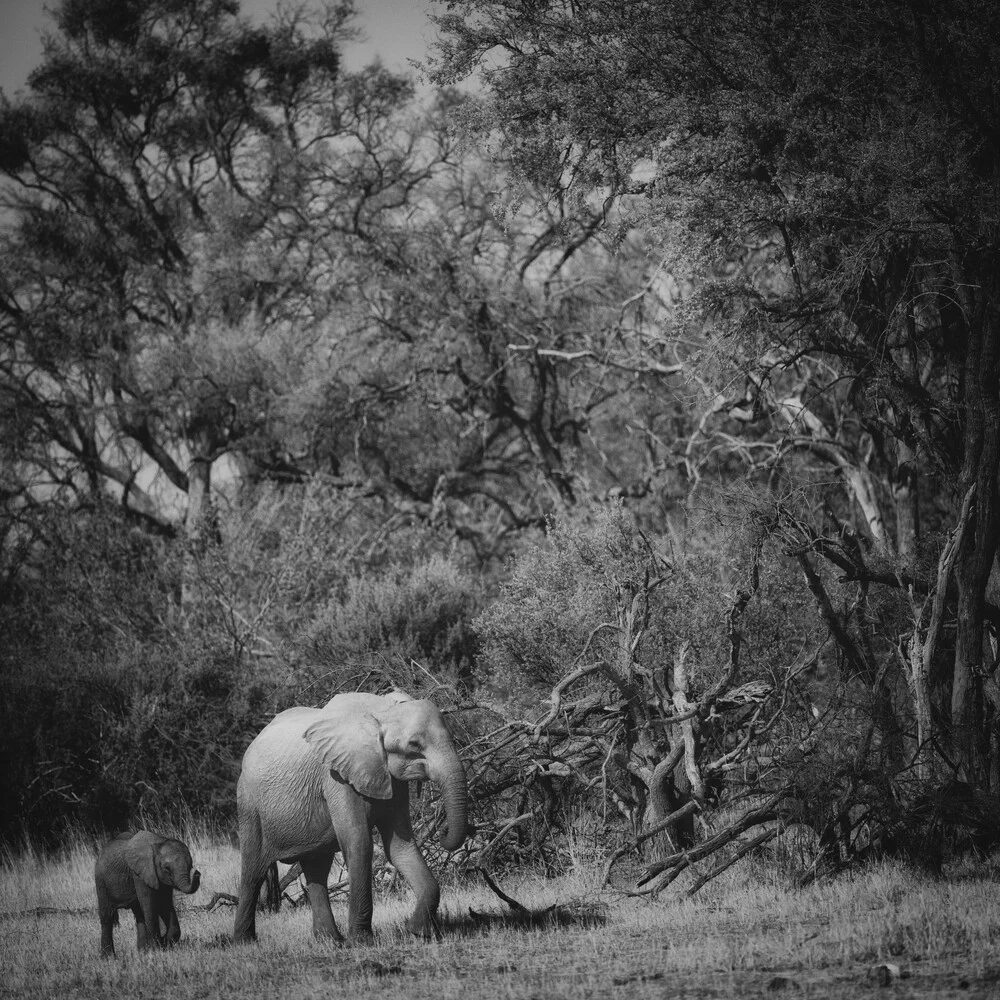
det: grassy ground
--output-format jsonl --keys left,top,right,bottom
{"left": 2, "top": 833, "right": 999, "bottom": 999}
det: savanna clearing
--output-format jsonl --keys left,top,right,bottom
{"left": 2, "top": 835, "right": 999, "bottom": 1000}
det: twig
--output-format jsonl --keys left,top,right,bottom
{"left": 478, "top": 812, "right": 534, "bottom": 861}
{"left": 628, "top": 856, "right": 691, "bottom": 897}
{"left": 205, "top": 891, "right": 238, "bottom": 911}
{"left": 479, "top": 868, "right": 529, "bottom": 912}
{"left": 533, "top": 661, "right": 606, "bottom": 734}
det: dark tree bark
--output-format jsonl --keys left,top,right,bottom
{"left": 954, "top": 259, "right": 1000, "bottom": 781}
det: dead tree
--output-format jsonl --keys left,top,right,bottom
{"left": 455, "top": 528, "right": 827, "bottom": 892}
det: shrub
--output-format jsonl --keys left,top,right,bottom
{"left": 0, "top": 504, "right": 275, "bottom": 847}
{"left": 299, "top": 554, "right": 481, "bottom": 696}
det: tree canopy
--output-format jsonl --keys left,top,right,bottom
{"left": 3, "top": 0, "right": 1000, "bottom": 876}
{"left": 0, "top": 0, "right": 427, "bottom": 546}
{"left": 429, "top": 0, "right": 1000, "bottom": 783}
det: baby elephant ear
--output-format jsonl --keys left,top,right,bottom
{"left": 304, "top": 711, "right": 393, "bottom": 800}
{"left": 123, "top": 831, "right": 160, "bottom": 889}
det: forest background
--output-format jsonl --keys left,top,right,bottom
{"left": 2, "top": 0, "right": 1000, "bottom": 889}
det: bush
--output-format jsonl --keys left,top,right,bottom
{"left": 475, "top": 502, "right": 738, "bottom": 705}
{"left": 300, "top": 554, "right": 481, "bottom": 696}
{"left": 0, "top": 504, "right": 275, "bottom": 847}
{"left": 466, "top": 501, "right": 859, "bottom": 879}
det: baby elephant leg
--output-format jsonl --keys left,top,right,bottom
{"left": 162, "top": 890, "right": 181, "bottom": 946}
{"left": 99, "top": 914, "right": 117, "bottom": 958}
{"left": 131, "top": 900, "right": 159, "bottom": 951}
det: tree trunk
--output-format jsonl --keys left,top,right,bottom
{"left": 642, "top": 747, "right": 695, "bottom": 852}
{"left": 953, "top": 259, "right": 1000, "bottom": 781}
{"left": 182, "top": 454, "right": 214, "bottom": 607}
{"left": 905, "top": 627, "right": 935, "bottom": 779}
{"left": 893, "top": 439, "right": 919, "bottom": 561}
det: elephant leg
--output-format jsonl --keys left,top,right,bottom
{"left": 376, "top": 790, "right": 440, "bottom": 939}
{"left": 327, "top": 788, "right": 375, "bottom": 942}
{"left": 96, "top": 880, "right": 117, "bottom": 958}
{"left": 299, "top": 852, "right": 344, "bottom": 942}
{"left": 340, "top": 830, "right": 375, "bottom": 942}
{"left": 131, "top": 899, "right": 158, "bottom": 951}
{"left": 234, "top": 812, "right": 270, "bottom": 944}
{"left": 99, "top": 914, "right": 117, "bottom": 958}
{"left": 163, "top": 897, "right": 181, "bottom": 946}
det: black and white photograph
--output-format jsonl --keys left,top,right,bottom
{"left": 1, "top": 1, "right": 999, "bottom": 996}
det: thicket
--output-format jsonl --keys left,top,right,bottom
{"left": 0, "top": 487, "right": 485, "bottom": 849}
{"left": 7, "top": 491, "right": 997, "bottom": 889}
{"left": 4, "top": 0, "right": 1000, "bottom": 892}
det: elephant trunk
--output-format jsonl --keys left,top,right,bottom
{"left": 434, "top": 752, "right": 469, "bottom": 852}
{"left": 176, "top": 869, "right": 201, "bottom": 895}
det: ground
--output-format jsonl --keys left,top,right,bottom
{"left": 1, "top": 838, "right": 998, "bottom": 999}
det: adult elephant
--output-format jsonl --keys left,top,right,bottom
{"left": 234, "top": 691, "right": 468, "bottom": 944}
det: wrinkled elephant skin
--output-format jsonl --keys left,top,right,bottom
{"left": 94, "top": 829, "right": 201, "bottom": 958}
{"left": 234, "top": 690, "right": 469, "bottom": 944}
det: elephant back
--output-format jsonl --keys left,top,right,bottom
{"left": 241, "top": 707, "right": 328, "bottom": 778}
{"left": 323, "top": 692, "right": 399, "bottom": 713}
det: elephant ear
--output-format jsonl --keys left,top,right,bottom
{"left": 123, "top": 831, "right": 160, "bottom": 889}
{"left": 304, "top": 711, "right": 393, "bottom": 800}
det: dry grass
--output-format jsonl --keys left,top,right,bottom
{"left": 2, "top": 832, "right": 999, "bottom": 999}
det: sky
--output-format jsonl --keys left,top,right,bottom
{"left": 0, "top": 0, "right": 439, "bottom": 98}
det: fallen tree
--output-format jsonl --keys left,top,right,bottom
{"left": 451, "top": 505, "right": 1000, "bottom": 893}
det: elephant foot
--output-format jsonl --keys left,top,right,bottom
{"left": 404, "top": 915, "right": 439, "bottom": 941}
{"left": 312, "top": 926, "right": 345, "bottom": 945}
{"left": 348, "top": 928, "right": 375, "bottom": 946}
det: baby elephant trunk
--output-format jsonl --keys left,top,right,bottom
{"left": 177, "top": 869, "right": 201, "bottom": 895}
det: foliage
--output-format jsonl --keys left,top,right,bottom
{"left": 464, "top": 504, "right": 817, "bottom": 878}
{"left": 0, "top": 482, "right": 487, "bottom": 848}
{"left": 0, "top": 504, "right": 274, "bottom": 847}
{"left": 0, "top": 0, "right": 433, "bottom": 547}
{"left": 312, "top": 143, "right": 690, "bottom": 557}
{"left": 463, "top": 496, "right": 996, "bottom": 883}
{"left": 301, "top": 554, "right": 481, "bottom": 695}
{"left": 477, "top": 503, "right": 724, "bottom": 695}
{"left": 5, "top": 0, "right": 1000, "bottom": 886}
{"left": 430, "top": 0, "right": 1000, "bottom": 785}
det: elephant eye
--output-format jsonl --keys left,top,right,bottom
{"left": 406, "top": 737, "right": 423, "bottom": 753}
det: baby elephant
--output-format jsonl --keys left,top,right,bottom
{"left": 94, "top": 830, "right": 201, "bottom": 958}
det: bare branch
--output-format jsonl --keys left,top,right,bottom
{"left": 533, "top": 661, "right": 606, "bottom": 735}
{"left": 600, "top": 799, "right": 701, "bottom": 885}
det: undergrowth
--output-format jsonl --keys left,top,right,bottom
{"left": 2, "top": 833, "right": 998, "bottom": 1000}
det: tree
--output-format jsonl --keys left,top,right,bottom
{"left": 0, "top": 0, "right": 431, "bottom": 578}
{"left": 0, "top": 0, "right": 698, "bottom": 588}
{"left": 312, "top": 135, "right": 693, "bottom": 560}
{"left": 430, "top": 0, "right": 1000, "bottom": 786}
{"left": 466, "top": 502, "right": 843, "bottom": 884}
